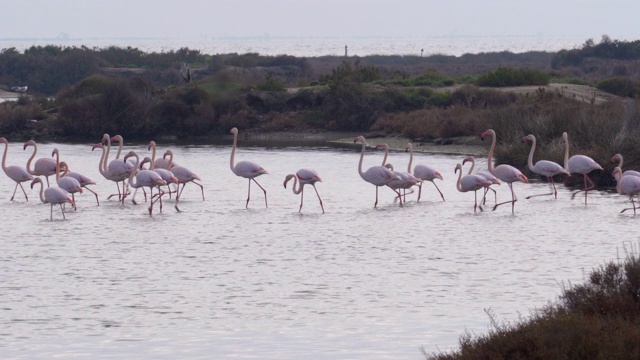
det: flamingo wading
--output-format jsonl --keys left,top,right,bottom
{"left": 563, "top": 132, "right": 603, "bottom": 205}
{"left": 230, "top": 127, "right": 268, "bottom": 208}
{"left": 522, "top": 134, "right": 570, "bottom": 199}
{"left": 283, "top": 169, "right": 324, "bottom": 213}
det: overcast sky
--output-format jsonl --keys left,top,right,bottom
{"left": 1, "top": 0, "right": 639, "bottom": 40}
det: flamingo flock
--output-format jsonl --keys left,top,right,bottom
{"left": 1, "top": 127, "right": 637, "bottom": 219}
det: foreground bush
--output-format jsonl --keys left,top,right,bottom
{"left": 477, "top": 67, "right": 549, "bottom": 87}
{"left": 425, "top": 247, "right": 640, "bottom": 359}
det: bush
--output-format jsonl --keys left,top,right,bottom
{"left": 596, "top": 77, "right": 640, "bottom": 98}
{"left": 477, "top": 67, "right": 549, "bottom": 87}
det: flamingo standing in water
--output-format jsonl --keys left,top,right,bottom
{"left": 96, "top": 134, "right": 131, "bottom": 202}
{"left": 611, "top": 153, "right": 640, "bottom": 177}
{"left": 284, "top": 169, "right": 324, "bottom": 213}
{"left": 163, "top": 149, "right": 204, "bottom": 212}
{"left": 522, "top": 134, "right": 570, "bottom": 199}
{"left": 52, "top": 148, "right": 82, "bottom": 210}
{"left": 230, "top": 127, "right": 268, "bottom": 208}
{"left": 376, "top": 143, "right": 419, "bottom": 202}
{"left": 30, "top": 177, "right": 74, "bottom": 220}
{"left": 144, "top": 141, "right": 179, "bottom": 198}
{"left": 59, "top": 161, "right": 100, "bottom": 206}
{"left": 123, "top": 151, "right": 167, "bottom": 215}
{"left": 462, "top": 156, "right": 500, "bottom": 205}
{"left": 562, "top": 132, "right": 603, "bottom": 204}
{"left": 455, "top": 163, "right": 492, "bottom": 213}
{"left": 354, "top": 136, "right": 402, "bottom": 208}
{"left": 612, "top": 167, "right": 640, "bottom": 214}
{"left": 23, "top": 140, "right": 57, "bottom": 187}
{"left": 0, "top": 137, "right": 34, "bottom": 201}
{"left": 481, "top": 129, "right": 528, "bottom": 213}
{"left": 405, "top": 142, "right": 444, "bottom": 201}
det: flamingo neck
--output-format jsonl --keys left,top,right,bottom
{"left": 526, "top": 137, "right": 536, "bottom": 172}
{"left": 96, "top": 145, "right": 107, "bottom": 177}
{"left": 149, "top": 143, "right": 157, "bottom": 170}
{"left": 115, "top": 137, "right": 123, "bottom": 159}
{"left": 103, "top": 135, "right": 111, "bottom": 173}
{"left": 406, "top": 144, "right": 413, "bottom": 173}
{"left": 380, "top": 144, "right": 389, "bottom": 166}
{"left": 126, "top": 153, "right": 140, "bottom": 188}
{"left": 455, "top": 167, "right": 463, "bottom": 192}
{"left": 466, "top": 158, "right": 475, "bottom": 175}
{"left": 1, "top": 140, "right": 8, "bottom": 172}
{"left": 230, "top": 132, "right": 238, "bottom": 174}
{"left": 53, "top": 150, "right": 62, "bottom": 180}
{"left": 287, "top": 175, "right": 302, "bottom": 195}
{"left": 486, "top": 131, "right": 496, "bottom": 173}
{"left": 615, "top": 154, "right": 623, "bottom": 169}
{"left": 25, "top": 144, "right": 36, "bottom": 174}
{"left": 563, "top": 134, "right": 570, "bottom": 170}
{"left": 35, "top": 180, "right": 46, "bottom": 203}
{"left": 165, "top": 151, "right": 174, "bottom": 169}
{"left": 357, "top": 139, "right": 366, "bottom": 179}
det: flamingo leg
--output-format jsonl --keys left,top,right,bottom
{"left": 312, "top": 184, "right": 324, "bottom": 213}
{"left": 72, "top": 194, "right": 77, "bottom": 210}
{"left": 621, "top": 195, "right": 639, "bottom": 215}
{"left": 245, "top": 179, "right": 252, "bottom": 208}
{"left": 175, "top": 183, "right": 186, "bottom": 212}
{"left": 298, "top": 186, "right": 305, "bottom": 213}
{"left": 251, "top": 178, "right": 268, "bottom": 208}
{"left": 374, "top": 186, "right": 379, "bottom": 208}
{"left": 526, "top": 177, "right": 556, "bottom": 199}
{"left": 416, "top": 184, "right": 422, "bottom": 202}
{"left": 432, "top": 181, "right": 445, "bottom": 201}
{"left": 571, "top": 174, "right": 596, "bottom": 204}
{"left": 45, "top": 176, "right": 50, "bottom": 187}
{"left": 84, "top": 186, "right": 100, "bottom": 206}
{"left": 493, "top": 183, "right": 517, "bottom": 213}
{"left": 388, "top": 186, "right": 403, "bottom": 207}
{"left": 59, "top": 204, "right": 66, "bottom": 219}
{"left": 50, "top": 203, "right": 54, "bottom": 220}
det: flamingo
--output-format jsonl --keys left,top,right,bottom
{"left": 30, "top": 177, "right": 74, "bottom": 220}
{"left": 462, "top": 156, "right": 500, "bottom": 205}
{"left": 97, "top": 134, "right": 132, "bottom": 202}
{"left": 52, "top": 148, "right": 83, "bottom": 210}
{"left": 612, "top": 167, "right": 640, "bottom": 214}
{"left": 23, "top": 140, "right": 57, "bottom": 187}
{"left": 148, "top": 140, "right": 176, "bottom": 170}
{"left": 354, "top": 136, "right": 403, "bottom": 208}
{"left": 522, "top": 134, "right": 570, "bottom": 199}
{"left": 376, "top": 143, "right": 419, "bottom": 202}
{"left": 405, "top": 142, "right": 445, "bottom": 201}
{"left": 481, "top": 129, "right": 529, "bottom": 213}
{"left": 455, "top": 163, "right": 492, "bottom": 213}
{"left": 283, "top": 169, "right": 324, "bottom": 213}
{"left": 59, "top": 161, "right": 100, "bottom": 206}
{"left": 230, "top": 127, "right": 268, "bottom": 208}
{"left": 122, "top": 151, "right": 167, "bottom": 215}
{"left": 146, "top": 141, "right": 180, "bottom": 198}
{"left": 0, "top": 137, "right": 34, "bottom": 201}
{"left": 562, "top": 132, "right": 603, "bottom": 204}
{"left": 163, "top": 149, "right": 204, "bottom": 212}
{"left": 611, "top": 153, "right": 640, "bottom": 177}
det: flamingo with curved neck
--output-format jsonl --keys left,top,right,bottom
{"left": 230, "top": 127, "right": 268, "bottom": 208}
{"left": 123, "top": 151, "right": 167, "bottom": 215}
{"left": 462, "top": 156, "right": 500, "bottom": 206}
{"left": 30, "top": 177, "right": 73, "bottom": 220}
{"left": 562, "top": 132, "right": 603, "bottom": 205}
{"left": 612, "top": 166, "right": 640, "bottom": 214}
{"left": 23, "top": 140, "right": 57, "bottom": 187}
{"left": 283, "top": 169, "right": 324, "bottom": 213}
{"left": 354, "top": 136, "right": 402, "bottom": 208}
{"left": 523, "top": 134, "right": 570, "bottom": 199}
{"left": 59, "top": 161, "right": 99, "bottom": 206}
{"left": 611, "top": 153, "right": 640, "bottom": 177}
{"left": 376, "top": 143, "right": 418, "bottom": 202}
{"left": 162, "top": 149, "right": 203, "bottom": 212}
{"left": 52, "top": 148, "right": 82, "bottom": 210}
{"left": 0, "top": 137, "right": 34, "bottom": 201}
{"left": 455, "top": 162, "right": 492, "bottom": 213}
{"left": 481, "top": 129, "right": 528, "bottom": 213}
{"left": 405, "top": 142, "right": 444, "bottom": 201}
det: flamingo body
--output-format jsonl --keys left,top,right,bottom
{"left": 405, "top": 142, "right": 445, "bottom": 201}
{"left": 230, "top": 127, "right": 268, "bottom": 208}
{"left": 284, "top": 168, "right": 324, "bottom": 213}
{"left": 1, "top": 137, "right": 34, "bottom": 201}
{"left": 563, "top": 132, "right": 603, "bottom": 204}
{"left": 31, "top": 177, "right": 73, "bottom": 219}
{"left": 612, "top": 167, "right": 640, "bottom": 214}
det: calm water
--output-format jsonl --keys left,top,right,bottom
{"left": 1, "top": 35, "right": 588, "bottom": 57}
{"left": 0, "top": 139, "right": 637, "bottom": 359}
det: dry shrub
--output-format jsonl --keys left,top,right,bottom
{"left": 0, "top": 101, "right": 42, "bottom": 133}
{"left": 373, "top": 107, "right": 485, "bottom": 140}
{"left": 260, "top": 112, "right": 302, "bottom": 131}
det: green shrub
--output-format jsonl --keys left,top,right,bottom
{"left": 596, "top": 77, "right": 640, "bottom": 98}
{"left": 477, "top": 66, "right": 549, "bottom": 87}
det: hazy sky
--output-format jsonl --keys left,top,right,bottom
{"left": 2, "top": 0, "right": 639, "bottom": 40}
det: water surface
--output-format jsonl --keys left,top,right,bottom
{"left": 0, "top": 140, "right": 635, "bottom": 359}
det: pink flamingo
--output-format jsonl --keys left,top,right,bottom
{"left": 481, "top": 129, "right": 529, "bottom": 213}
{"left": 23, "top": 140, "right": 57, "bottom": 187}
{"left": 59, "top": 161, "right": 100, "bottom": 206}
{"left": 462, "top": 156, "right": 500, "bottom": 205}
{"left": 52, "top": 148, "right": 83, "bottom": 210}
{"left": 122, "top": 151, "right": 167, "bottom": 215}
{"left": 163, "top": 149, "right": 204, "bottom": 212}
{"left": 284, "top": 169, "right": 324, "bottom": 213}
{"left": 354, "top": 136, "right": 403, "bottom": 208}
{"left": 376, "top": 143, "right": 419, "bottom": 202}
{"left": 145, "top": 141, "right": 180, "bottom": 198}
{"left": 455, "top": 163, "right": 492, "bottom": 213}
{"left": 0, "top": 137, "right": 34, "bottom": 201}
{"left": 230, "top": 127, "right": 268, "bottom": 208}
{"left": 30, "top": 177, "right": 74, "bottom": 220}
{"left": 610, "top": 153, "right": 640, "bottom": 177}
{"left": 97, "top": 134, "right": 134, "bottom": 202}
{"left": 405, "top": 142, "right": 445, "bottom": 201}
{"left": 147, "top": 140, "right": 177, "bottom": 171}
{"left": 562, "top": 132, "right": 603, "bottom": 204}
{"left": 612, "top": 167, "right": 640, "bottom": 214}
{"left": 522, "top": 134, "right": 570, "bottom": 199}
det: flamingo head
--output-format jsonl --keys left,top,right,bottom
{"left": 435, "top": 171, "right": 443, "bottom": 181}
{"left": 375, "top": 143, "right": 388, "bottom": 151}
{"left": 522, "top": 134, "right": 534, "bottom": 143}
{"left": 123, "top": 151, "right": 137, "bottom": 164}
{"left": 611, "top": 154, "right": 622, "bottom": 163}
{"left": 230, "top": 127, "right": 238, "bottom": 135}
{"left": 405, "top": 143, "right": 412, "bottom": 152}
{"left": 519, "top": 174, "right": 529, "bottom": 183}
{"left": 454, "top": 163, "right": 462, "bottom": 174}
{"left": 384, "top": 163, "right": 394, "bottom": 171}
{"left": 148, "top": 141, "right": 156, "bottom": 151}
{"left": 612, "top": 167, "right": 622, "bottom": 180}
{"left": 480, "top": 129, "right": 494, "bottom": 140}
{"left": 562, "top": 132, "right": 568, "bottom": 143}
{"left": 30, "top": 177, "right": 42, "bottom": 189}
{"left": 140, "top": 157, "right": 151, "bottom": 170}
{"left": 91, "top": 143, "right": 103, "bottom": 151}
{"left": 163, "top": 150, "right": 172, "bottom": 159}
{"left": 101, "top": 134, "right": 110, "bottom": 144}
{"left": 353, "top": 136, "right": 365, "bottom": 144}
{"left": 462, "top": 156, "right": 474, "bottom": 165}
{"left": 23, "top": 140, "right": 35, "bottom": 150}
{"left": 283, "top": 174, "right": 295, "bottom": 188}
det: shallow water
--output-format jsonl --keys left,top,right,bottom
{"left": 0, "top": 140, "right": 636, "bottom": 359}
